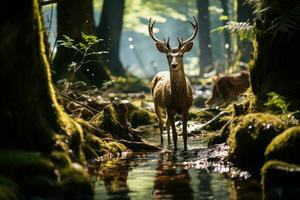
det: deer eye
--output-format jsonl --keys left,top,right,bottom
{"left": 167, "top": 54, "right": 172, "bottom": 58}
{"left": 180, "top": 54, "right": 183, "bottom": 57}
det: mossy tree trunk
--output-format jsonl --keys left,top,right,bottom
{"left": 53, "top": 0, "right": 110, "bottom": 85}
{"left": 96, "top": 0, "right": 126, "bottom": 76}
{"left": 197, "top": 0, "right": 213, "bottom": 76}
{"left": 0, "top": 0, "right": 83, "bottom": 157}
{"left": 250, "top": 0, "right": 300, "bottom": 103}
{"left": 237, "top": 0, "right": 254, "bottom": 64}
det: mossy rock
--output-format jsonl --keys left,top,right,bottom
{"left": 0, "top": 150, "right": 59, "bottom": 197}
{"left": 261, "top": 160, "right": 300, "bottom": 200}
{"left": 265, "top": 126, "right": 300, "bottom": 165}
{"left": 60, "top": 163, "right": 93, "bottom": 199}
{"left": 90, "top": 102, "right": 140, "bottom": 141}
{"left": 228, "top": 113, "right": 286, "bottom": 173}
{"left": 0, "top": 150, "right": 55, "bottom": 179}
{"left": 129, "top": 107, "right": 157, "bottom": 128}
{"left": 83, "top": 133, "right": 126, "bottom": 159}
{"left": 0, "top": 176, "right": 18, "bottom": 200}
{"left": 51, "top": 151, "right": 72, "bottom": 169}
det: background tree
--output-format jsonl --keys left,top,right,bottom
{"left": 250, "top": 0, "right": 300, "bottom": 104}
{"left": 220, "top": 0, "right": 232, "bottom": 67}
{"left": 197, "top": 0, "right": 214, "bottom": 76}
{"left": 53, "top": 0, "right": 110, "bottom": 85}
{"left": 96, "top": 0, "right": 126, "bottom": 76}
{"left": 237, "top": 0, "right": 254, "bottom": 64}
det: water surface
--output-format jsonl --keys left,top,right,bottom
{"left": 90, "top": 129, "right": 262, "bottom": 200}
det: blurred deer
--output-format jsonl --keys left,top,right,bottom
{"left": 149, "top": 17, "right": 198, "bottom": 151}
{"left": 205, "top": 70, "right": 250, "bottom": 107}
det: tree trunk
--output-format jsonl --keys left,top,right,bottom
{"left": 96, "top": 0, "right": 125, "bottom": 76}
{"left": 221, "top": 0, "right": 232, "bottom": 67}
{"left": 0, "top": 0, "right": 83, "bottom": 156}
{"left": 237, "top": 0, "right": 254, "bottom": 64}
{"left": 53, "top": 0, "right": 110, "bottom": 85}
{"left": 197, "top": 0, "right": 214, "bottom": 76}
{"left": 250, "top": 0, "right": 300, "bottom": 105}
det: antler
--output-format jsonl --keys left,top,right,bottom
{"left": 177, "top": 16, "right": 198, "bottom": 49}
{"left": 148, "top": 18, "right": 171, "bottom": 49}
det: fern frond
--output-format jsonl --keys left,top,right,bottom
{"left": 212, "top": 21, "right": 257, "bottom": 41}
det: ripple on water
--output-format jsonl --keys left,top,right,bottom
{"left": 91, "top": 131, "right": 261, "bottom": 200}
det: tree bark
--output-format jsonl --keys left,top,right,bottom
{"left": 96, "top": 0, "right": 125, "bottom": 76}
{"left": 221, "top": 0, "right": 232, "bottom": 67}
{"left": 53, "top": 0, "right": 110, "bottom": 85}
{"left": 0, "top": 0, "right": 83, "bottom": 155}
{"left": 197, "top": 0, "right": 214, "bottom": 76}
{"left": 237, "top": 0, "right": 254, "bottom": 64}
{"left": 250, "top": 0, "right": 300, "bottom": 104}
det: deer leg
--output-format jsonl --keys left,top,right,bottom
{"left": 155, "top": 105, "right": 164, "bottom": 146}
{"left": 182, "top": 111, "right": 188, "bottom": 151}
{"left": 168, "top": 110, "right": 177, "bottom": 151}
{"left": 166, "top": 116, "right": 171, "bottom": 145}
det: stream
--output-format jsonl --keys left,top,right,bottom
{"left": 89, "top": 128, "right": 262, "bottom": 200}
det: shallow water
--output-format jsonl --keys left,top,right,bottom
{"left": 89, "top": 130, "right": 262, "bottom": 200}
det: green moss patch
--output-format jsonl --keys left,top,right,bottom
{"left": 265, "top": 126, "right": 300, "bottom": 165}
{"left": 129, "top": 107, "right": 157, "bottom": 128}
{"left": 228, "top": 113, "right": 286, "bottom": 172}
{"left": 90, "top": 102, "right": 141, "bottom": 141}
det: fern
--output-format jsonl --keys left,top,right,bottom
{"left": 264, "top": 92, "right": 289, "bottom": 114}
{"left": 212, "top": 21, "right": 257, "bottom": 41}
{"left": 269, "top": 5, "right": 300, "bottom": 36}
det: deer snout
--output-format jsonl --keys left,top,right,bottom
{"left": 171, "top": 63, "right": 178, "bottom": 69}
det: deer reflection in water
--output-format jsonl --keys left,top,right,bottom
{"left": 153, "top": 150, "right": 194, "bottom": 199}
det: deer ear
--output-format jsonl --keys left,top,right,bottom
{"left": 181, "top": 41, "right": 193, "bottom": 53}
{"left": 155, "top": 42, "right": 169, "bottom": 53}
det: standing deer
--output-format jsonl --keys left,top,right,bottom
{"left": 149, "top": 17, "right": 198, "bottom": 151}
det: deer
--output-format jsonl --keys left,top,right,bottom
{"left": 205, "top": 70, "right": 250, "bottom": 107}
{"left": 149, "top": 17, "right": 198, "bottom": 151}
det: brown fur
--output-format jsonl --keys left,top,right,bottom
{"left": 149, "top": 17, "right": 197, "bottom": 150}
{"left": 206, "top": 70, "right": 250, "bottom": 106}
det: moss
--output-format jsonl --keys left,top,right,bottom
{"left": 60, "top": 163, "right": 93, "bottom": 199}
{"left": 90, "top": 102, "right": 139, "bottom": 141}
{"left": 0, "top": 150, "right": 61, "bottom": 197}
{"left": 51, "top": 151, "right": 72, "bottom": 169}
{"left": 228, "top": 113, "right": 286, "bottom": 173}
{"left": 265, "top": 126, "right": 300, "bottom": 165}
{"left": 261, "top": 160, "right": 300, "bottom": 200}
{"left": 83, "top": 133, "right": 126, "bottom": 159}
{"left": 129, "top": 107, "right": 157, "bottom": 128}
{"left": 0, "top": 176, "right": 18, "bottom": 200}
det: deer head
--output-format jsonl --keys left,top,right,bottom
{"left": 148, "top": 17, "right": 198, "bottom": 71}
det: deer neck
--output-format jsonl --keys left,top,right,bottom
{"left": 169, "top": 67, "right": 187, "bottom": 97}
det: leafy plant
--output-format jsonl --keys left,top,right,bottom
{"left": 264, "top": 92, "right": 289, "bottom": 114}
{"left": 212, "top": 21, "right": 257, "bottom": 41}
{"left": 57, "top": 33, "right": 107, "bottom": 92}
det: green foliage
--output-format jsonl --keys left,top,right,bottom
{"left": 212, "top": 21, "right": 257, "bottom": 41}
{"left": 57, "top": 33, "right": 107, "bottom": 91}
{"left": 261, "top": 2, "right": 300, "bottom": 37}
{"left": 57, "top": 33, "right": 106, "bottom": 74}
{"left": 264, "top": 92, "right": 289, "bottom": 114}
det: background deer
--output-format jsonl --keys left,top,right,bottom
{"left": 149, "top": 17, "right": 198, "bottom": 151}
{"left": 205, "top": 70, "right": 250, "bottom": 107}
